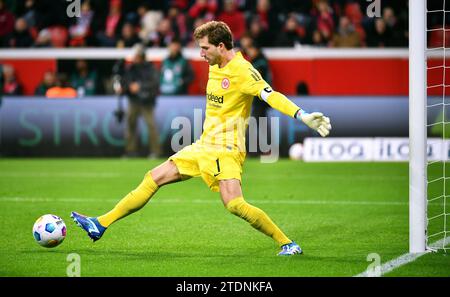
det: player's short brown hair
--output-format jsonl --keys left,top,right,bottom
{"left": 193, "top": 21, "right": 234, "bottom": 50}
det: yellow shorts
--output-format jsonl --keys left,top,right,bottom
{"left": 169, "top": 142, "right": 246, "bottom": 192}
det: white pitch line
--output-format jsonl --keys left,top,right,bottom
{"left": 0, "top": 172, "right": 122, "bottom": 178}
{"left": 0, "top": 196, "right": 411, "bottom": 206}
{"left": 355, "top": 236, "right": 450, "bottom": 277}
{"left": 0, "top": 171, "right": 408, "bottom": 180}
{"left": 243, "top": 174, "right": 408, "bottom": 181}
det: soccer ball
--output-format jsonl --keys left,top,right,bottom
{"left": 32, "top": 214, "right": 66, "bottom": 248}
{"left": 289, "top": 143, "right": 304, "bottom": 160}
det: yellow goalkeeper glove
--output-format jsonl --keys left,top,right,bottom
{"left": 296, "top": 110, "right": 332, "bottom": 137}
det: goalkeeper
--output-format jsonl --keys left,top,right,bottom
{"left": 71, "top": 21, "right": 331, "bottom": 256}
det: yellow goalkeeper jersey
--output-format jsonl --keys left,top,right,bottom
{"left": 199, "top": 51, "right": 269, "bottom": 152}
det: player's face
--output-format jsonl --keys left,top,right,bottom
{"left": 197, "top": 36, "right": 222, "bottom": 66}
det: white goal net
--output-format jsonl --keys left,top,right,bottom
{"left": 425, "top": 0, "right": 450, "bottom": 252}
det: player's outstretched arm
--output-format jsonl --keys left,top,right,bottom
{"left": 261, "top": 88, "right": 332, "bottom": 137}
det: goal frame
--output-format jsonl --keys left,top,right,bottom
{"left": 409, "top": 0, "right": 427, "bottom": 253}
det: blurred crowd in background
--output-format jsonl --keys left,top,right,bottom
{"left": 0, "top": 0, "right": 410, "bottom": 49}
{"left": 1, "top": 39, "right": 194, "bottom": 97}
{"left": 3, "top": 0, "right": 450, "bottom": 98}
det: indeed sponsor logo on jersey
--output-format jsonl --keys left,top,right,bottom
{"left": 207, "top": 93, "right": 224, "bottom": 104}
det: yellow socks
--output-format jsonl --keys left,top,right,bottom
{"left": 97, "top": 174, "right": 291, "bottom": 247}
{"left": 226, "top": 197, "right": 291, "bottom": 246}
{"left": 98, "top": 172, "right": 159, "bottom": 227}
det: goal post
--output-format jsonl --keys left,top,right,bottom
{"left": 409, "top": 0, "right": 427, "bottom": 253}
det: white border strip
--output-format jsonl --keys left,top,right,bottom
{"left": 355, "top": 236, "right": 450, "bottom": 277}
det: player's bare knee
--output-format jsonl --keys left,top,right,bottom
{"left": 150, "top": 160, "right": 181, "bottom": 186}
{"left": 219, "top": 179, "right": 243, "bottom": 206}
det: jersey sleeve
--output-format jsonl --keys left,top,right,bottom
{"left": 239, "top": 66, "right": 270, "bottom": 97}
{"left": 239, "top": 64, "right": 300, "bottom": 118}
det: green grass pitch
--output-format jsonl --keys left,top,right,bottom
{"left": 0, "top": 158, "right": 449, "bottom": 277}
